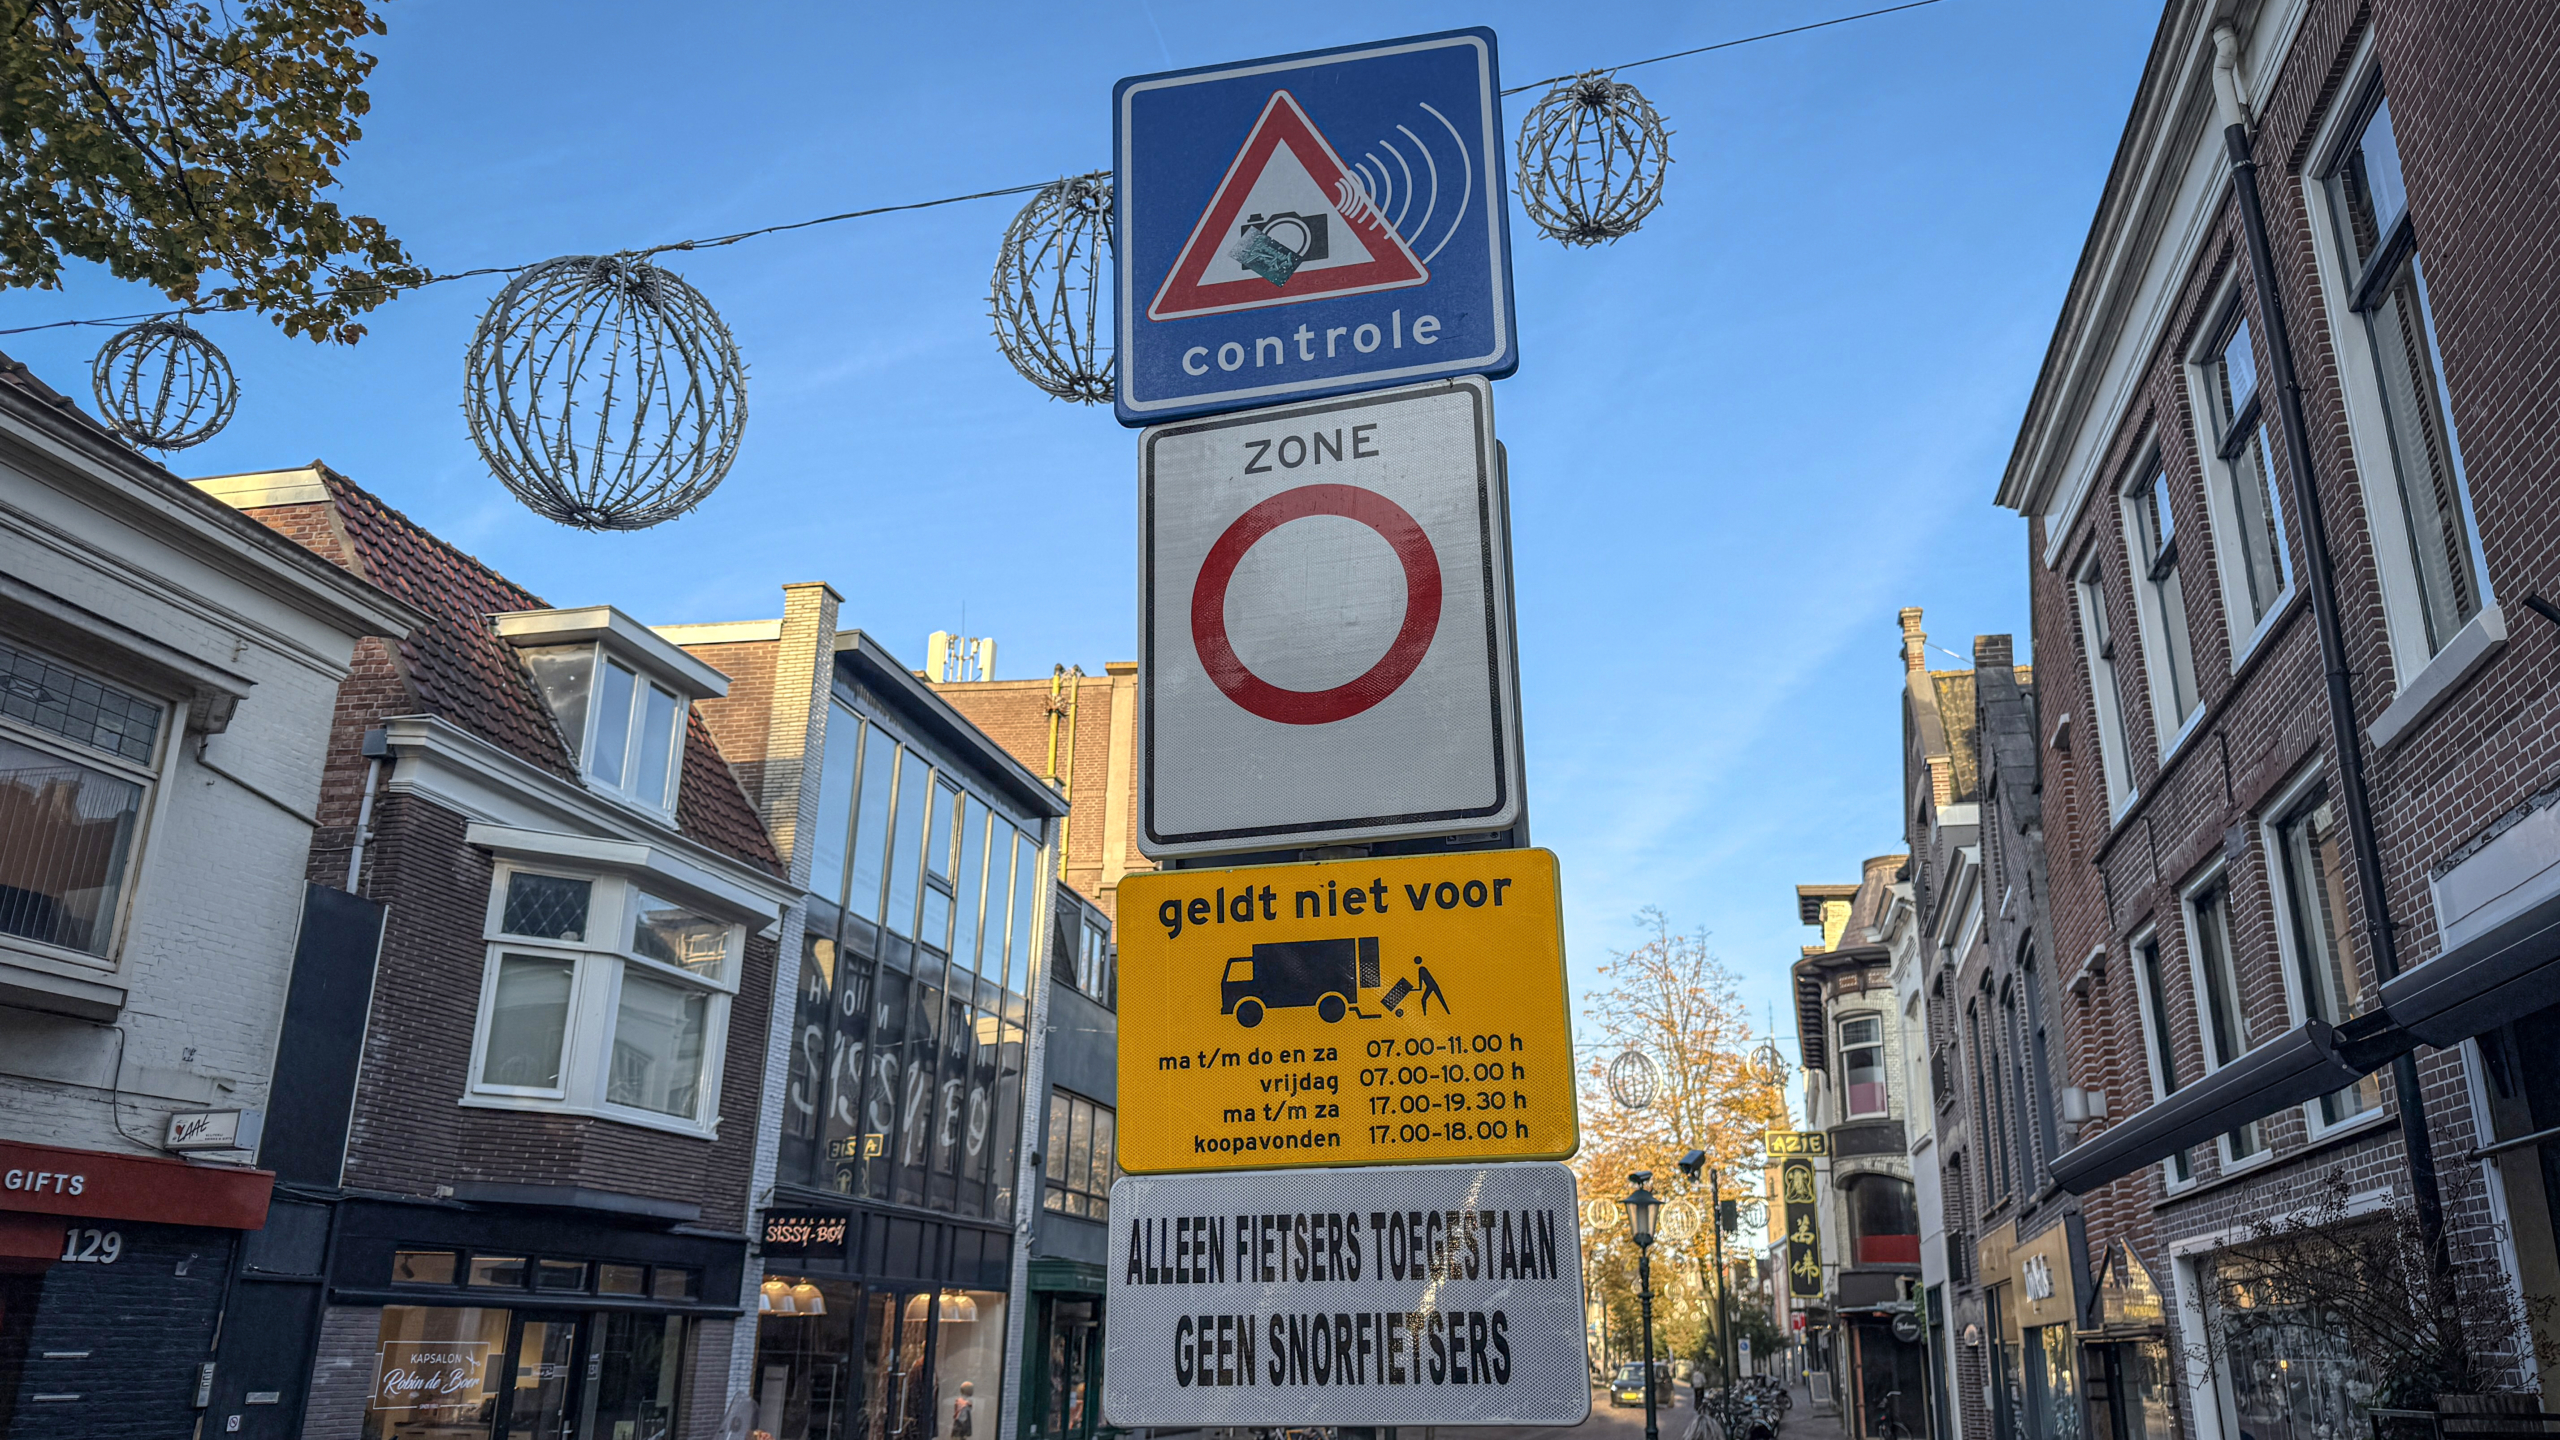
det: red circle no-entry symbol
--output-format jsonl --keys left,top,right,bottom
{"left": 1189, "top": 483, "right": 1444, "bottom": 726}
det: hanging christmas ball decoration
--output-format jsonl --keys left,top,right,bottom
{"left": 90, "top": 317, "right": 238, "bottom": 451}
{"left": 1516, "top": 71, "right": 1672, "bottom": 247}
{"left": 990, "top": 172, "right": 1114, "bottom": 404}
{"left": 1608, "top": 1048, "right": 1660, "bottom": 1111}
{"left": 464, "top": 253, "right": 747, "bottom": 531}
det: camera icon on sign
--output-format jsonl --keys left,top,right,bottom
{"left": 1240, "top": 211, "right": 1329, "bottom": 262}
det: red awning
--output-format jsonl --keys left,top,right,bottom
{"left": 1, "top": 1137, "right": 273, "bottom": 1230}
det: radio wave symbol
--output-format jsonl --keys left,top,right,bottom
{"left": 1346, "top": 102, "right": 1475, "bottom": 265}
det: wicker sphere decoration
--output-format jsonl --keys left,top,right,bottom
{"left": 91, "top": 318, "right": 237, "bottom": 451}
{"left": 464, "top": 254, "right": 747, "bottom": 531}
{"left": 1608, "top": 1048, "right": 1659, "bottom": 1112}
{"left": 991, "top": 173, "right": 1114, "bottom": 404}
{"left": 1516, "top": 71, "right": 1672, "bottom": 246}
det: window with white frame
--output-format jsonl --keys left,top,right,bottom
{"left": 2198, "top": 307, "right": 2294, "bottom": 630}
{"left": 2076, "top": 557, "right": 2135, "bottom": 813}
{"left": 2322, "top": 86, "right": 2487, "bottom": 661}
{"left": 2271, "top": 792, "right": 2386, "bottom": 1127}
{"left": 520, "top": 646, "right": 687, "bottom": 814}
{"left": 2185, "top": 875, "right": 2266, "bottom": 1162}
{"left": 2130, "top": 933, "right": 2194, "bottom": 1185}
{"left": 0, "top": 636, "right": 168, "bottom": 961}
{"left": 1840, "top": 1015, "right": 1887, "bottom": 1118}
{"left": 471, "top": 866, "right": 744, "bottom": 1132}
{"left": 2123, "top": 463, "right": 2202, "bottom": 742}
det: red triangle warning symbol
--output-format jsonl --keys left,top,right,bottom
{"left": 1148, "top": 90, "right": 1431, "bottom": 321}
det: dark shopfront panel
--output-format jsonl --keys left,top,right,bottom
{"left": 753, "top": 1207, "right": 1013, "bottom": 1440}
{"left": 0, "top": 1136, "right": 276, "bottom": 1439}
{"left": 317, "top": 1197, "right": 747, "bottom": 1440}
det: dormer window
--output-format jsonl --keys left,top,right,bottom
{"left": 493, "top": 607, "right": 729, "bottom": 818}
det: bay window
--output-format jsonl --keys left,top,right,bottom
{"left": 467, "top": 865, "right": 744, "bottom": 1135}
{"left": 0, "top": 636, "right": 166, "bottom": 961}
{"left": 1839, "top": 1015, "right": 1887, "bottom": 1117}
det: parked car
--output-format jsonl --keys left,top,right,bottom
{"left": 1610, "top": 1361, "right": 1677, "bottom": 1407}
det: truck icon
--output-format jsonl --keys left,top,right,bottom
{"left": 1220, "top": 937, "right": 1381, "bottom": 1027}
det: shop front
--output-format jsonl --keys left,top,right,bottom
{"left": 1974, "top": 1218, "right": 2085, "bottom": 1440}
{"left": 2079, "top": 1240, "right": 2178, "bottom": 1440}
{"left": 1021, "top": 1258, "right": 1107, "bottom": 1440}
{"left": 750, "top": 1207, "right": 1012, "bottom": 1440}
{"left": 308, "top": 1194, "right": 746, "bottom": 1440}
{"left": 0, "top": 1136, "right": 274, "bottom": 1437}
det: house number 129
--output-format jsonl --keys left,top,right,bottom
{"left": 60, "top": 1227, "right": 123, "bottom": 1264}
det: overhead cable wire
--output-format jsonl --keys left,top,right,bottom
{"left": 0, "top": 2, "right": 1944, "bottom": 339}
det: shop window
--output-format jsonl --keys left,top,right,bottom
{"left": 2021, "top": 1323, "right": 2082, "bottom": 1440}
{"left": 2322, "top": 89, "right": 2488, "bottom": 663}
{"left": 468, "top": 868, "right": 745, "bottom": 1135}
{"left": 1839, "top": 1015, "right": 1887, "bottom": 1117}
{"left": 2209, "top": 1249, "right": 2377, "bottom": 1440}
{"left": 534, "top": 1258, "right": 589, "bottom": 1293}
{"left": 392, "top": 1250, "right": 458, "bottom": 1285}
{"left": 469, "top": 1255, "right": 528, "bottom": 1288}
{"left": 1043, "top": 1090, "right": 1117, "bottom": 1221}
{"left": 588, "top": 1312, "right": 691, "bottom": 1440}
{"left": 752, "top": 1275, "right": 858, "bottom": 1439}
{"left": 2273, "top": 794, "right": 2386, "bottom": 1127}
{"left": 1843, "top": 1173, "right": 1919, "bottom": 1266}
{"left": 0, "top": 635, "right": 167, "bottom": 960}
{"left": 652, "top": 1266, "right": 700, "bottom": 1301}
{"left": 1037, "top": 1296, "right": 1103, "bottom": 1440}
{"left": 936, "top": 1289, "right": 1009, "bottom": 1440}
{"left": 598, "top": 1262, "right": 647, "bottom": 1296}
{"left": 364, "top": 1305, "right": 510, "bottom": 1440}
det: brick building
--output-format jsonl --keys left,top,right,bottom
{"left": 1889, "top": 610, "right": 2087, "bottom": 1440}
{"left": 1995, "top": 1, "right": 2560, "bottom": 1435}
{"left": 192, "top": 465, "right": 798, "bottom": 1440}
{"left": 0, "top": 361, "right": 418, "bottom": 1438}
{"left": 1793, "top": 854, "right": 1929, "bottom": 1438}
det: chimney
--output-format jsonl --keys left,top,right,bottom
{"left": 1974, "top": 634, "right": 2013, "bottom": 668}
{"left": 1899, "top": 607, "right": 1928, "bottom": 674}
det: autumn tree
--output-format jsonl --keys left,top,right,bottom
{"left": 1, "top": 0, "right": 422, "bottom": 341}
{"left": 1575, "top": 909, "right": 1793, "bottom": 1374}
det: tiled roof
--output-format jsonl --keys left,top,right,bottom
{"left": 315, "top": 470, "right": 779, "bottom": 874}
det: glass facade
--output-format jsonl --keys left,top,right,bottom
{"left": 779, "top": 705, "right": 1038, "bottom": 1222}
{"left": 757, "top": 680, "right": 1043, "bottom": 1440}
{"left": 363, "top": 1302, "right": 692, "bottom": 1440}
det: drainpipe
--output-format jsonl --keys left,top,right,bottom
{"left": 2211, "top": 18, "right": 2454, "bottom": 1297}
{"left": 343, "top": 728, "right": 388, "bottom": 895}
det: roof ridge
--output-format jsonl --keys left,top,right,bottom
{"left": 318, "top": 466, "right": 550, "bottom": 613}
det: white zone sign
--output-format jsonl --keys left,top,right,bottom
{"left": 1100, "top": 1162, "right": 1589, "bottom": 1428}
{"left": 1139, "top": 376, "right": 1522, "bottom": 857}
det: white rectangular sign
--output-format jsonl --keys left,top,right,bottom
{"left": 1138, "top": 377, "right": 1523, "bottom": 857}
{"left": 1101, "top": 1161, "right": 1589, "bottom": 1428}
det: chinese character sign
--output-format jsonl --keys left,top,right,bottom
{"left": 1782, "top": 1157, "right": 1823, "bottom": 1300}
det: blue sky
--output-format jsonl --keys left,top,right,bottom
{"left": 4, "top": 1, "right": 2154, "bottom": 1059}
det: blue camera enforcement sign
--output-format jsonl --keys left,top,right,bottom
{"left": 1113, "top": 29, "right": 1519, "bottom": 426}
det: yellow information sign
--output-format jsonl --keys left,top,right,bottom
{"left": 1115, "top": 850, "right": 1577, "bottom": 1174}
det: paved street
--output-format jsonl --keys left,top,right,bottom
{"left": 1449, "top": 1384, "right": 1846, "bottom": 1440}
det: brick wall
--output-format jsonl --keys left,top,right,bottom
{"left": 339, "top": 790, "right": 775, "bottom": 1231}
{"left": 2016, "top": 0, "right": 2560, "bottom": 1406}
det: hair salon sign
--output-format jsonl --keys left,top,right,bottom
{"left": 373, "top": 1342, "right": 491, "bottom": 1410}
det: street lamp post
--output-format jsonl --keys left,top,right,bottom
{"left": 1624, "top": 1172, "right": 1663, "bottom": 1440}
{"left": 1711, "top": 1169, "right": 1736, "bottom": 1440}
